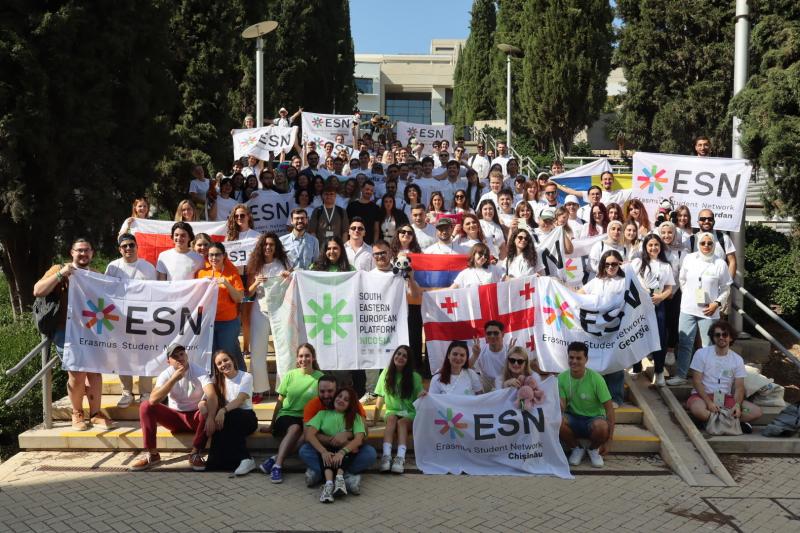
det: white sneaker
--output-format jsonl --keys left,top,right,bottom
{"left": 664, "top": 351, "right": 676, "bottom": 366}
{"left": 359, "top": 392, "right": 377, "bottom": 405}
{"left": 139, "top": 393, "right": 150, "bottom": 403}
{"left": 117, "top": 391, "right": 134, "bottom": 408}
{"left": 654, "top": 373, "right": 666, "bottom": 387}
{"left": 587, "top": 448, "right": 604, "bottom": 468}
{"left": 379, "top": 454, "right": 391, "bottom": 472}
{"left": 666, "top": 376, "right": 688, "bottom": 386}
{"left": 568, "top": 447, "right": 585, "bottom": 466}
{"left": 319, "top": 482, "right": 334, "bottom": 503}
{"left": 344, "top": 473, "right": 361, "bottom": 495}
{"left": 333, "top": 474, "right": 347, "bottom": 496}
{"left": 390, "top": 456, "right": 405, "bottom": 474}
{"left": 233, "top": 458, "right": 256, "bottom": 476}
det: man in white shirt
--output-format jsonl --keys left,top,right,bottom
{"left": 271, "top": 106, "right": 302, "bottom": 127}
{"left": 423, "top": 218, "right": 458, "bottom": 254}
{"left": 188, "top": 164, "right": 210, "bottom": 220}
{"left": 280, "top": 209, "right": 319, "bottom": 270}
{"left": 490, "top": 141, "right": 511, "bottom": 176}
{"left": 345, "top": 217, "right": 374, "bottom": 271}
{"left": 441, "top": 160, "right": 467, "bottom": 210}
{"left": 576, "top": 185, "right": 603, "bottom": 222}
{"left": 410, "top": 205, "right": 437, "bottom": 249}
{"left": 468, "top": 143, "right": 491, "bottom": 182}
{"left": 105, "top": 234, "right": 157, "bottom": 408}
{"left": 129, "top": 343, "right": 217, "bottom": 472}
{"left": 241, "top": 155, "right": 263, "bottom": 179}
{"left": 156, "top": 222, "right": 205, "bottom": 281}
{"left": 478, "top": 169, "right": 505, "bottom": 209}
{"left": 469, "top": 320, "right": 510, "bottom": 393}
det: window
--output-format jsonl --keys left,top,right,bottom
{"left": 355, "top": 78, "right": 374, "bottom": 94}
{"left": 385, "top": 93, "right": 431, "bottom": 124}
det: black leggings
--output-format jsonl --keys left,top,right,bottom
{"left": 205, "top": 408, "right": 258, "bottom": 471}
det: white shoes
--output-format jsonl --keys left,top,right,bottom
{"left": 654, "top": 373, "right": 666, "bottom": 387}
{"left": 379, "top": 454, "right": 392, "bottom": 472}
{"left": 390, "top": 456, "right": 405, "bottom": 474}
{"left": 664, "top": 351, "right": 676, "bottom": 366}
{"left": 319, "top": 482, "right": 334, "bottom": 503}
{"left": 333, "top": 474, "right": 347, "bottom": 496}
{"left": 666, "top": 376, "right": 688, "bottom": 386}
{"left": 587, "top": 448, "right": 604, "bottom": 468}
{"left": 233, "top": 458, "right": 256, "bottom": 476}
{"left": 117, "top": 391, "right": 134, "bottom": 408}
{"left": 359, "top": 392, "right": 377, "bottom": 405}
{"left": 139, "top": 393, "right": 150, "bottom": 403}
{"left": 568, "top": 447, "right": 586, "bottom": 466}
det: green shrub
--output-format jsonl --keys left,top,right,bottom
{"left": 744, "top": 224, "right": 800, "bottom": 322}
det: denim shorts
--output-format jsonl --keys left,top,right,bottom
{"left": 566, "top": 412, "right": 606, "bottom": 438}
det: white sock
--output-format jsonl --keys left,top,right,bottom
{"left": 325, "top": 480, "right": 333, "bottom": 486}
{"left": 397, "top": 445, "right": 407, "bottom": 459}
{"left": 382, "top": 442, "right": 392, "bottom": 456}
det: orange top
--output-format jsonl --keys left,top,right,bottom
{"left": 196, "top": 262, "right": 244, "bottom": 321}
{"left": 303, "top": 396, "right": 367, "bottom": 423}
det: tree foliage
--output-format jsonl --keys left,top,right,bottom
{"left": 451, "top": 0, "right": 498, "bottom": 131}
{"left": 616, "top": 0, "right": 735, "bottom": 155}
{"left": 520, "top": 0, "right": 613, "bottom": 154}
{"left": 730, "top": 0, "right": 800, "bottom": 220}
{"left": 490, "top": 0, "right": 527, "bottom": 120}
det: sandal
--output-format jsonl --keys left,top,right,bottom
{"left": 71, "top": 410, "right": 89, "bottom": 431}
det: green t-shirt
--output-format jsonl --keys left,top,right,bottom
{"left": 276, "top": 369, "right": 324, "bottom": 419}
{"left": 374, "top": 368, "right": 424, "bottom": 419}
{"left": 306, "top": 409, "right": 366, "bottom": 436}
{"left": 558, "top": 368, "right": 611, "bottom": 418}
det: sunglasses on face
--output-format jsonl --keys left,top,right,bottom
{"left": 698, "top": 217, "right": 714, "bottom": 222}
{"left": 713, "top": 331, "right": 729, "bottom": 338}
{"left": 120, "top": 243, "right": 136, "bottom": 249}
{"left": 398, "top": 229, "right": 412, "bottom": 235}
{"left": 605, "top": 262, "right": 621, "bottom": 268}
{"left": 699, "top": 241, "right": 714, "bottom": 247}
{"left": 486, "top": 330, "right": 501, "bottom": 336}
{"left": 349, "top": 226, "right": 365, "bottom": 232}
{"left": 234, "top": 213, "right": 247, "bottom": 219}
{"left": 373, "top": 251, "right": 388, "bottom": 258}
{"left": 508, "top": 357, "right": 526, "bottom": 365}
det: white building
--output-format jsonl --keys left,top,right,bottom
{"left": 354, "top": 39, "right": 464, "bottom": 126}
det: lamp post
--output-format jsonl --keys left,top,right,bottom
{"left": 242, "top": 20, "right": 279, "bottom": 127}
{"left": 731, "top": 0, "right": 750, "bottom": 333}
{"left": 497, "top": 43, "right": 524, "bottom": 148}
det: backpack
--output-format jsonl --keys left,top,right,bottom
{"left": 33, "top": 291, "right": 61, "bottom": 339}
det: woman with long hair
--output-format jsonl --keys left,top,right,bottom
{"left": 294, "top": 188, "right": 315, "bottom": 219}
{"left": 174, "top": 199, "right": 197, "bottom": 222}
{"left": 453, "top": 213, "right": 496, "bottom": 256}
{"left": 477, "top": 199, "right": 507, "bottom": 259}
{"left": 373, "top": 345, "right": 424, "bottom": 474}
{"left": 120, "top": 197, "right": 151, "bottom": 235}
{"left": 378, "top": 193, "right": 409, "bottom": 241}
{"left": 426, "top": 191, "right": 447, "bottom": 224}
{"left": 427, "top": 341, "right": 483, "bottom": 395}
{"left": 496, "top": 346, "right": 537, "bottom": 390}
{"left": 452, "top": 188, "right": 472, "bottom": 215}
{"left": 450, "top": 243, "right": 504, "bottom": 288}
{"left": 390, "top": 224, "right": 422, "bottom": 256}
{"left": 226, "top": 204, "right": 261, "bottom": 363}
{"left": 674, "top": 205, "right": 693, "bottom": 249}
{"left": 259, "top": 343, "right": 324, "bottom": 483}
{"left": 205, "top": 350, "right": 259, "bottom": 475}
{"left": 624, "top": 198, "right": 652, "bottom": 236}
{"left": 580, "top": 202, "right": 609, "bottom": 238}
{"left": 402, "top": 183, "right": 422, "bottom": 219}
{"left": 622, "top": 220, "right": 641, "bottom": 261}
{"left": 192, "top": 233, "right": 212, "bottom": 260}
{"left": 658, "top": 221, "right": 688, "bottom": 364}
{"left": 606, "top": 202, "right": 623, "bottom": 223}
{"left": 310, "top": 175, "right": 326, "bottom": 208}
{"left": 246, "top": 232, "right": 292, "bottom": 403}
{"left": 504, "top": 228, "right": 540, "bottom": 279}
{"left": 242, "top": 174, "right": 259, "bottom": 201}
{"left": 521, "top": 179, "right": 539, "bottom": 210}
{"left": 465, "top": 168, "right": 483, "bottom": 209}
{"left": 510, "top": 200, "right": 537, "bottom": 234}
{"left": 311, "top": 236, "right": 353, "bottom": 272}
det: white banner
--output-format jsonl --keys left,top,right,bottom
{"left": 63, "top": 270, "right": 218, "bottom": 375}
{"left": 301, "top": 112, "right": 355, "bottom": 145}
{"left": 224, "top": 237, "right": 259, "bottom": 268}
{"left": 396, "top": 121, "right": 454, "bottom": 155}
{"left": 534, "top": 267, "right": 660, "bottom": 374}
{"left": 632, "top": 152, "right": 752, "bottom": 232}
{"left": 412, "top": 382, "right": 572, "bottom": 478}
{"left": 294, "top": 271, "right": 409, "bottom": 370}
{"left": 246, "top": 190, "right": 294, "bottom": 235}
{"left": 232, "top": 126, "right": 298, "bottom": 160}
{"left": 305, "top": 135, "right": 356, "bottom": 160}
{"left": 563, "top": 234, "right": 605, "bottom": 289}
{"left": 534, "top": 227, "right": 569, "bottom": 282}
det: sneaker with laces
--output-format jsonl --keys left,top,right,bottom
{"left": 71, "top": 411, "right": 89, "bottom": 431}
{"left": 270, "top": 465, "right": 283, "bottom": 484}
{"left": 654, "top": 373, "right": 666, "bottom": 387}
{"left": 568, "top": 447, "right": 585, "bottom": 466}
{"left": 130, "top": 452, "right": 161, "bottom": 471}
{"left": 333, "top": 474, "right": 347, "bottom": 496}
{"left": 666, "top": 376, "right": 688, "bottom": 386}
{"left": 234, "top": 458, "right": 256, "bottom": 476}
{"left": 258, "top": 456, "right": 276, "bottom": 475}
{"left": 344, "top": 473, "right": 361, "bottom": 495}
{"left": 139, "top": 393, "right": 150, "bottom": 403}
{"left": 390, "top": 456, "right": 405, "bottom": 474}
{"left": 664, "top": 351, "right": 676, "bottom": 366}
{"left": 379, "top": 454, "right": 392, "bottom": 472}
{"left": 305, "top": 468, "right": 321, "bottom": 487}
{"left": 319, "top": 482, "right": 334, "bottom": 503}
{"left": 359, "top": 392, "right": 377, "bottom": 405}
{"left": 189, "top": 453, "right": 206, "bottom": 471}
{"left": 587, "top": 448, "right": 604, "bottom": 468}
{"left": 89, "top": 412, "right": 117, "bottom": 429}
{"left": 117, "top": 391, "right": 134, "bottom": 408}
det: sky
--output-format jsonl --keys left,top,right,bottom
{"left": 349, "top": 0, "right": 472, "bottom": 54}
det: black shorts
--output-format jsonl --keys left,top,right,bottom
{"left": 271, "top": 415, "right": 304, "bottom": 439}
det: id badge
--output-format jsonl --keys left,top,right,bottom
{"left": 325, "top": 230, "right": 334, "bottom": 238}
{"left": 713, "top": 390, "right": 725, "bottom": 407}
{"left": 694, "top": 288, "right": 707, "bottom": 305}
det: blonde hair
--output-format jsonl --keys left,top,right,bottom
{"left": 501, "top": 346, "right": 532, "bottom": 383}
{"left": 174, "top": 199, "right": 197, "bottom": 222}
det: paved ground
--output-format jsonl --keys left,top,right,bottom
{"left": 1, "top": 451, "right": 799, "bottom": 532}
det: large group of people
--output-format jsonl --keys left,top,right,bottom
{"left": 35, "top": 119, "right": 755, "bottom": 496}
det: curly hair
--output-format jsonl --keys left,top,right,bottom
{"left": 226, "top": 203, "right": 255, "bottom": 241}
{"left": 246, "top": 232, "right": 290, "bottom": 278}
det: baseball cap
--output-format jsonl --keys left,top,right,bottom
{"left": 539, "top": 208, "right": 555, "bottom": 220}
{"left": 435, "top": 217, "right": 454, "bottom": 228}
{"left": 564, "top": 194, "right": 579, "bottom": 206}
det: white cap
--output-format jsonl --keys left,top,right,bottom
{"left": 279, "top": 107, "right": 288, "bottom": 114}
{"left": 564, "top": 194, "right": 579, "bottom": 205}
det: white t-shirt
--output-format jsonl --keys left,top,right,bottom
{"left": 452, "top": 236, "right": 499, "bottom": 258}
{"left": 630, "top": 258, "right": 675, "bottom": 293}
{"left": 479, "top": 220, "right": 505, "bottom": 252}
{"left": 588, "top": 240, "right": 628, "bottom": 273}
{"left": 413, "top": 224, "right": 437, "bottom": 249}
{"left": 495, "top": 371, "right": 541, "bottom": 391}
{"left": 424, "top": 241, "right": 459, "bottom": 255}
{"left": 474, "top": 344, "right": 508, "bottom": 382}
{"left": 105, "top": 258, "right": 157, "bottom": 281}
{"left": 155, "top": 363, "right": 212, "bottom": 412}
{"left": 678, "top": 253, "right": 732, "bottom": 319}
{"left": 429, "top": 369, "right": 483, "bottom": 395}
{"left": 478, "top": 190, "right": 499, "bottom": 209}
{"left": 690, "top": 346, "right": 747, "bottom": 395}
{"left": 469, "top": 154, "right": 491, "bottom": 180}
{"left": 223, "top": 370, "right": 254, "bottom": 410}
{"left": 505, "top": 254, "right": 543, "bottom": 278}
{"left": 583, "top": 276, "right": 627, "bottom": 297}
{"left": 491, "top": 155, "right": 511, "bottom": 176}
{"left": 345, "top": 241, "right": 374, "bottom": 271}
{"left": 233, "top": 228, "right": 262, "bottom": 240}
{"left": 452, "top": 265, "right": 504, "bottom": 287}
{"left": 601, "top": 188, "right": 632, "bottom": 206}
{"left": 156, "top": 249, "right": 205, "bottom": 281}
{"left": 189, "top": 179, "right": 210, "bottom": 220}
{"left": 214, "top": 196, "right": 239, "bottom": 222}
{"left": 498, "top": 211, "right": 514, "bottom": 228}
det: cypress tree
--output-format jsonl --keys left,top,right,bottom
{"left": 616, "top": 0, "right": 735, "bottom": 154}
{"left": 519, "top": 0, "right": 613, "bottom": 154}
{"left": 491, "top": 0, "right": 527, "bottom": 121}
{"left": 451, "top": 0, "right": 497, "bottom": 131}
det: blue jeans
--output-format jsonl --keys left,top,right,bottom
{"left": 675, "top": 312, "right": 714, "bottom": 378}
{"left": 603, "top": 371, "right": 625, "bottom": 405}
{"left": 214, "top": 318, "right": 244, "bottom": 371}
{"left": 298, "top": 442, "right": 377, "bottom": 481}
{"left": 54, "top": 328, "right": 65, "bottom": 357}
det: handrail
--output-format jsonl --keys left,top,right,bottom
{"left": 4, "top": 334, "right": 55, "bottom": 429}
{"left": 5, "top": 355, "right": 58, "bottom": 407}
{"left": 5, "top": 337, "right": 49, "bottom": 376}
{"left": 733, "top": 279, "right": 800, "bottom": 343}
{"left": 468, "top": 125, "right": 541, "bottom": 177}
{"left": 731, "top": 303, "right": 800, "bottom": 371}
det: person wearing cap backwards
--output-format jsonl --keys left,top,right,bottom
{"left": 105, "top": 234, "right": 158, "bottom": 408}
{"left": 130, "top": 343, "right": 217, "bottom": 471}
{"left": 271, "top": 106, "right": 302, "bottom": 128}
{"left": 423, "top": 217, "right": 459, "bottom": 254}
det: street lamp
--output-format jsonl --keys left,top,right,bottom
{"left": 242, "top": 20, "right": 279, "bottom": 127}
{"left": 497, "top": 43, "right": 524, "bottom": 148}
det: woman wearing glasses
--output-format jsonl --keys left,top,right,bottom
{"left": 667, "top": 232, "right": 733, "bottom": 386}
{"left": 504, "top": 228, "right": 541, "bottom": 279}
{"left": 450, "top": 243, "right": 504, "bottom": 288}
{"left": 495, "top": 346, "right": 539, "bottom": 391}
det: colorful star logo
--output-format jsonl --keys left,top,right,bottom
{"left": 238, "top": 135, "right": 258, "bottom": 148}
{"left": 637, "top": 165, "right": 668, "bottom": 193}
{"left": 82, "top": 298, "right": 120, "bottom": 334}
{"left": 304, "top": 293, "right": 353, "bottom": 345}
{"left": 543, "top": 294, "right": 575, "bottom": 331}
{"left": 563, "top": 258, "right": 578, "bottom": 280}
{"left": 311, "top": 116, "right": 324, "bottom": 128}
{"left": 406, "top": 127, "right": 417, "bottom": 138}
{"left": 435, "top": 408, "right": 467, "bottom": 439}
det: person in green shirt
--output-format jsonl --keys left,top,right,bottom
{"left": 372, "top": 345, "right": 424, "bottom": 474}
{"left": 259, "top": 343, "right": 324, "bottom": 483}
{"left": 305, "top": 386, "right": 367, "bottom": 504}
{"left": 557, "top": 341, "right": 615, "bottom": 469}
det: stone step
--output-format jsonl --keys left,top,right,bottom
{"left": 665, "top": 385, "right": 785, "bottom": 426}
{"left": 19, "top": 421, "right": 659, "bottom": 454}
{"left": 706, "top": 429, "right": 800, "bottom": 454}
{"left": 53, "top": 394, "right": 645, "bottom": 425}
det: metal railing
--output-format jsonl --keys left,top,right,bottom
{"left": 5, "top": 334, "right": 55, "bottom": 429}
{"left": 469, "top": 125, "right": 541, "bottom": 177}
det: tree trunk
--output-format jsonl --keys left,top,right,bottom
{"left": 1, "top": 233, "right": 47, "bottom": 316}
